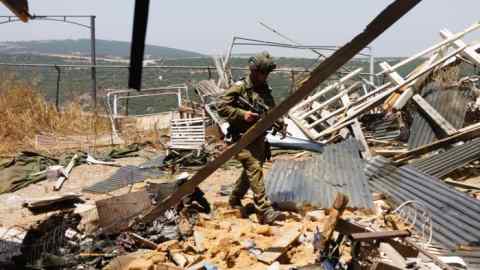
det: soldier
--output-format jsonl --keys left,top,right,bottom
{"left": 217, "top": 51, "right": 284, "bottom": 225}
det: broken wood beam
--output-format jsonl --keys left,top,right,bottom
{"left": 393, "top": 122, "right": 480, "bottom": 163}
{"left": 392, "top": 51, "right": 442, "bottom": 110}
{"left": 318, "top": 193, "right": 349, "bottom": 253}
{"left": 380, "top": 62, "right": 457, "bottom": 135}
{"left": 342, "top": 89, "right": 372, "bottom": 158}
{"left": 134, "top": 0, "right": 424, "bottom": 225}
{"left": 53, "top": 154, "right": 78, "bottom": 191}
{"left": 444, "top": 180, "right": 480, "bottom": 190}
{"left": 321, "top": 46, "right": 466, "bottom": 138}
{"left": 128, "top": 232, "right": 158, "bottom": 249}
{"left": 350, "top": 230, "right": 410, "bottom": 241}
{"left": 378, "top": 243, "right": 407, "bottom": 268}
{"left": 411, "top": 94, "right": 457, "bottom": 136}
{"left": 440, "top": 29, "right": 480, "bottom": 66}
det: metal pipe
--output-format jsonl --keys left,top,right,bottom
{"left": 90, "top": 15, "right": 97, "bottom": 109}
{"left": 54, "top": 65, "right": 61, "bottom": 111}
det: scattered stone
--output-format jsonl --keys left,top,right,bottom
{"left": 178, "top": 216, "right": 194, "bottom": 237}
{"left": 156, "top": 240, "right": 181, "bottom": 252}
{"left": 128, "top": 257, "right": 155, "bottom": 270}
{"left": 170, "top": 252, "right": 188, "bottom": 268}
{"left": 254, "top": 224, "right": 273, "bottom": 236}
{"left": 267, "top": 261, "right": 280, "bottom": 270}
{"left": 193, "top": 231, "right": 206, "bottom": 253}
{"left": 305, "top": 210, "right": 326, "bottom": 222}
{"left": 220, "top": 208, "right": 243, "bottom": 218}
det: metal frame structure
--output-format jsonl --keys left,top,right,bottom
{"left": 223, "top": 36, "right": 376, "bottom": 85}
{"left": 105, "top": 85, "right": 189, "bottom": 118}
{"left": 105, "top": 85, "right": 190, "bottom": 138}
{"left": 0, "top": 15, "right": 97, "bottom": 106}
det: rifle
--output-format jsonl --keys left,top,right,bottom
{"left": 236, "top": 96, "right": 288, "bottom": 138}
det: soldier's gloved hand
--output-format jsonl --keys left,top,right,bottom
{"left": 244, "top": 111, "right": 259, "bottom": 123}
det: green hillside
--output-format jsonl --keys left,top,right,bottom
{"left": 0, "top": 39, "right": 204, "bottom": 58}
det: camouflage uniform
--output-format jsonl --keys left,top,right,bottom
{"left": 217, "top": 74, "right": 276, "bottom": 215}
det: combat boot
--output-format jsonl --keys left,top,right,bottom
{"left": 258, "top": 208, "right": 285, "bottom": 225}
{"left": 228, "top": 197, "right": 247, "bottom": 218}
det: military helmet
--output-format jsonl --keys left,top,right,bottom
{"left": 248, "top": 51, "right": 276, "bottom": 73}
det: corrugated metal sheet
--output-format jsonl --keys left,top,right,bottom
{"left": 365, "top": 156, "right": 480, "bottom": 251}
{"left": 411, "top": 138, "right": 480, "bottom": 178}
{"left": 364, "top": 116, "right": 401, "bottom": 141}
{"left": 265, "top": 139, "right": 373, "bottom": 209}
{"left": 83, "top": 156, "right": 165, "bottom": 193}
{"left": 408, "top": 82, "right": 471, "bottom": 149}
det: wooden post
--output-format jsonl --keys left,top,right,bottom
{"left": 135, "top": 0, "right": 424, "bottom": 225}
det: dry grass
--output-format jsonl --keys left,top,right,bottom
{"left": 0, "top": 73, "right": 111, "bottom": 154}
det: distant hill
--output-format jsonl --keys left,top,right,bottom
{"left": 0, "top": 39, "right": 204, "bottom": 59}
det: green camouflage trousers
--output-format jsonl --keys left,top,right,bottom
{"left": 230, "top": 136, "right": 272, "bottom": 213}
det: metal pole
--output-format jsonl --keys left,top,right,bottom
{"left": 369, "top": 47, "right": 375, "bottom": 86}
{"left": 54, "top": 65, "right": 61, "bottom": 111}
{"left": 90, "top": 16, "right": 97, "bottom": 109}
{"left": 290, "top": 70, "right": 296, "bottom": 94}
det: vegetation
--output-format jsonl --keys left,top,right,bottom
{"left": 0, "top": 73, "right": 111, "bottom": 154}
{"left": 4, "top": 39, "right": 467, "bottom": 117}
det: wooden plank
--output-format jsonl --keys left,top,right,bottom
{"left": 54, "top": 154, "right": 78, "bottom": 191}
{"left": 321, "top": 48, "right": 464, "bottom": 139}
{"left": 256, "top": 224, "right": 303, "bottom": 264}
{"left": 128, "top": 232, "right": 157, "bottom": 249}
{"left": 393, "top": 122, "right": 480, "bottom": 163}
{"left": 25, "top": 192, "right": 82, "bottom": 210}
{"left": 393, "top": 51, "right": 441, "bottom": 110}
{"left": 380, "top": 62, "right": 457, "bottom": 135}
{"left": 134, "top": 0, "right": 424, "bottom": 225}
{"left": 444, "top": 180, "right": 480, "bottom": 190}
{"left": 411, "top": 94, "right": 457, "bottom": 135}
{"left": 440, "top": 29, "right": 480, "bottom": 66}
{"left": 351, "top": 230, "right": 410, "bottom": 241}
{"left": 379, "top": 243, "right": 407, "bottom": 268}
{"left": 318, "top": 193, "right": 349, "bottom": 253}
{"left": 340, "top": 90, "right": 372, "bottom": 159}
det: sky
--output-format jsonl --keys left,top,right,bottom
{"left": 0, "top": 1, "right": 479, "bottom": 57}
